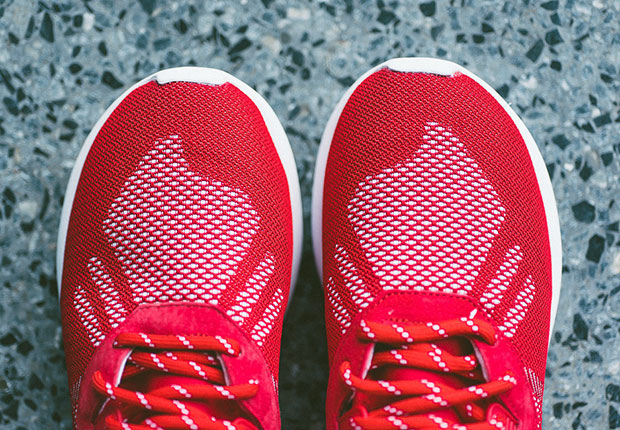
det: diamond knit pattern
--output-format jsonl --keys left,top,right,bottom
{"left": 321, "top": 68, "right": 553, "bottom": 426}
{"left": 60, "top": 80, "right": 293, "bottom": 420}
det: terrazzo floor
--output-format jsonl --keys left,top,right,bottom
{"left": 0, "top": 0, "right": 618, "bottom": 428}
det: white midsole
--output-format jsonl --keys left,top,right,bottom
{"left": 311, "top": 57, "right": 562, "bottom": 336}
{"left": 56, "top": 67, "right": 304, "bottom": 308}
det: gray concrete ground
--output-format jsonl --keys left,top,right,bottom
{"left": 0, "top": 0, "right": 618, "bottom": 428}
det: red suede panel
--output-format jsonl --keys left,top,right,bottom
{"left": 76, "top": 303, "right": 279, "bottom": 430}
{"left": 325, "top": 290, "right": 536, "bottom": 429}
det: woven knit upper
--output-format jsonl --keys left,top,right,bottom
{"left": 60, "top": 79, "right": 293, "bottom": 423}
{"left": 320, "top": 68, "right": 552, "bottom": 426}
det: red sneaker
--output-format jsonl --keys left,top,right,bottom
{"left": 57, "top": 67, "right": 302, "bottom": 430}
{"left": 313, "top": 58, "right": 561, "bottom": 430}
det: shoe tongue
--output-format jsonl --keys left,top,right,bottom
{"left": 356, "top": 338, "right": 474, "bottom": 422}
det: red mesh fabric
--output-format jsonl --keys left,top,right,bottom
{"left": 321, "top": 69, "right": 552, "bottom": 423}
{"left": 61, "top": 81, "right": 293, "bottom": 416}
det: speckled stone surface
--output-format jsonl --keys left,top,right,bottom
{"left": 0, "top": 0, "right": 618, "bottom": 428}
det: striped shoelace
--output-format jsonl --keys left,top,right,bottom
{"left": 93, "top": 333, "right": 258, "bottom": 430}
{"left": 341, "top": 312, "right": 517, "bottom": 430}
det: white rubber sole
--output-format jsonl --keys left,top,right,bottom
{"left": 311, "top": 57, "right": 562, "bottom": 336}
{"left": 56, "top": 67, "right": 304, "bottom": 308}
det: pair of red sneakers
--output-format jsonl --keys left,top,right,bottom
{"left": 58, "top": 58, "right": 561, "bottom": 430}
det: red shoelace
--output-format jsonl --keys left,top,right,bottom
{"left": 93, "top": 333, "right": 259, "bottom": 430}
{"left": 340, "top": 311, "right": 517, "bottom": 430}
